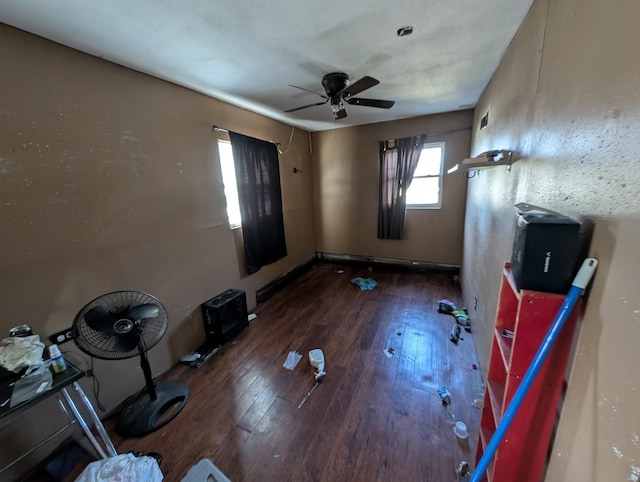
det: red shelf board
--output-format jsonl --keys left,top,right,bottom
{"left": 503, "top": 263, "right": 521, "bottom": 300}
{"left": 494, "top": 327, "right": 512, "bottom": 367}
{"left": 475, "top": 431, "right": 495, "bottom": 482}
{"left": 487, "top": 379, "right": 505, "bottom": 425}
{"left": 479, "top": 424, "right": 492, "bottom": 449}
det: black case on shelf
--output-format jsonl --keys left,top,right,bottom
{"left": 510, "top": 204, "right": 581, "bottom": 294}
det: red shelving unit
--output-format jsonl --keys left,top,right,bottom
{"left": 475, "top": 263, "right": 581, "bottom": 482}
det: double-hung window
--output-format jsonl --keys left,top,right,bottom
{"left": 406, "top": 142, "right": 444, "bottom": 209}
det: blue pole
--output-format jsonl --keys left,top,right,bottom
{"left": 471, "top": 258, "right": 598, "bottom": 482}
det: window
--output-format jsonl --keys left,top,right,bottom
{"left": 217, "top": 140, "right": 242, "bottom": 228}
{"left": 406, "top": 143, "right": 444, "bottom": 208}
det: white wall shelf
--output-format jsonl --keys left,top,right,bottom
{"left": 447, "top": 150, "right": 513, "bottom": 174}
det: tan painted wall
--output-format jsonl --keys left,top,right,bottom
{"left": 462, "top": 0, "right": 640, "bottom": 479}
{"left": 312, "top": 110, "right": 472, "bottom": 266}
{"left": 0, "top": 25, "right": 315, "bottom": 472}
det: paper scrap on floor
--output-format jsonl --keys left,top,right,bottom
{"left": 283, "top": 351, "right": 302, "bottom": 370}
{"left": 351, "top": 277, "right": 377, "bottom": 291}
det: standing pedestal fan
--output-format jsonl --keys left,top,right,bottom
{"left": 72, "top": 291, "right": 189, "bottom": 437}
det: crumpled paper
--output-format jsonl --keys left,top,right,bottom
{"left": 0, "top": 335, "right": 45, "bottom": 372}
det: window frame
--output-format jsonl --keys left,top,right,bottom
{"left": 217, "top": 139, "right": 242, "bottom": 229}
{"left": 406, "top": 142, "right": 445, "bottom": 210}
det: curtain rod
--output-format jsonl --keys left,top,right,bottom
{"left": 212, "top": 125, "right": 281, "bottom": 146}
{"left": 380, "top": 125, "right": 472, "bottom": 144}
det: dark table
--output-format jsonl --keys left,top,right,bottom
{"left": 0, "top": 360, "right": 117, "bottom": 475}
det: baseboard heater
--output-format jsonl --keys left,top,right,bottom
{"left": 255, "top": 253, "right": 459, "bottom": 306}
{"left": 256, "top": 255, "right": 316, "bottom": 304}
{"left": 316, "top": 252, "right": 460, "bottom": 276}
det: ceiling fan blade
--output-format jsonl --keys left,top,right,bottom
{"left": 85, "top": 306, "right": 117, "bottom": 335}
{"left": 335, "top": 108, "right": 348, "bottom": 120}
{"left": 285, "top": 99, "right": 329, "bottom": 113}
{"left": 127, "top": 304, "right": 159, "bottom": 321}
{"left": 288, "top": 84, "right": 328, "bottom": 99}
{"left": 113, "top": 331, "right": 140, "bottom": 353}
{"left": 346, "top": 97, "right": 395, "bottom": 109}
{"left": 340, "top": 76, "right": 379, "bottom": 97}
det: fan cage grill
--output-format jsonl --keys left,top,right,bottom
{"left": 73, "top": 291, "right": 168, "bottom": 360}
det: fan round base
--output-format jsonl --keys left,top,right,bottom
{"left": 116, "top": 380, "right": 189, "bottom": 437}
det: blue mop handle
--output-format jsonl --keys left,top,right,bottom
{"left": 471, "top": 258, "right": 598, "bottom": 482}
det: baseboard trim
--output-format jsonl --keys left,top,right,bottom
{"left": 256, "top": 255, "right": 316, "bottom": 304}
{"left": 316, "top": 252, "right": 460, "bottom": 277}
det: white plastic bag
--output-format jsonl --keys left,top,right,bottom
{"left": 75, "top": 454, "right": 163, "bottom": 482}
{"left": 0, "top": 335, "right": 45, "bottom": 372}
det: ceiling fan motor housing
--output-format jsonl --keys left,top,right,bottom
{"left": 322, "top": 72, "right": 350, "bottom": 100}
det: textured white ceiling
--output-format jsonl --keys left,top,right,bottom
{"left": 1, "top": 0, "right": 533, "bottom": 131}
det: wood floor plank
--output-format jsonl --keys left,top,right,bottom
{"left": 105, "top": 264, "right": 482, "bottom": 481}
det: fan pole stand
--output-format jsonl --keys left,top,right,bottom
{"left": 115, "top": 343, "right": 189, "bottom": 437}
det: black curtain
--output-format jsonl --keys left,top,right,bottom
{"left": 377, "top": 135, "right": 427, "bottom": 240}
{"left": 229, "top": 131, "right": 287, "bottom": 275}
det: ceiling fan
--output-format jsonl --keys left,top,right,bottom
{"left": 285, "top": 72, "right": 395, "bottom": 120}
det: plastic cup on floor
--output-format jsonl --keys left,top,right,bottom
{"left": 454, "top": 421, "right": 468, "bottom": 439}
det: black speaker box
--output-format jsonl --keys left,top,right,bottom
{"left": 510, "top": 207, "right": 581, "bottom": 294}
{"left": 201, "top": 289, "right": 248, "bottom": 345}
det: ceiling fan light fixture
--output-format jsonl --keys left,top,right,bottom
{"left": 331, "top": 101, "right": 346, "bottom": 119}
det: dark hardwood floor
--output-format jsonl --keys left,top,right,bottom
{"left": 109, "top": 263, "right": 484, "bottom": 481}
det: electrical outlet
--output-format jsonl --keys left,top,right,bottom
{"left": 474, "top": 296, "right": 478, "bottom": 311}
{"left": 48, "top": 328, "right": 74, "bottom": 345}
